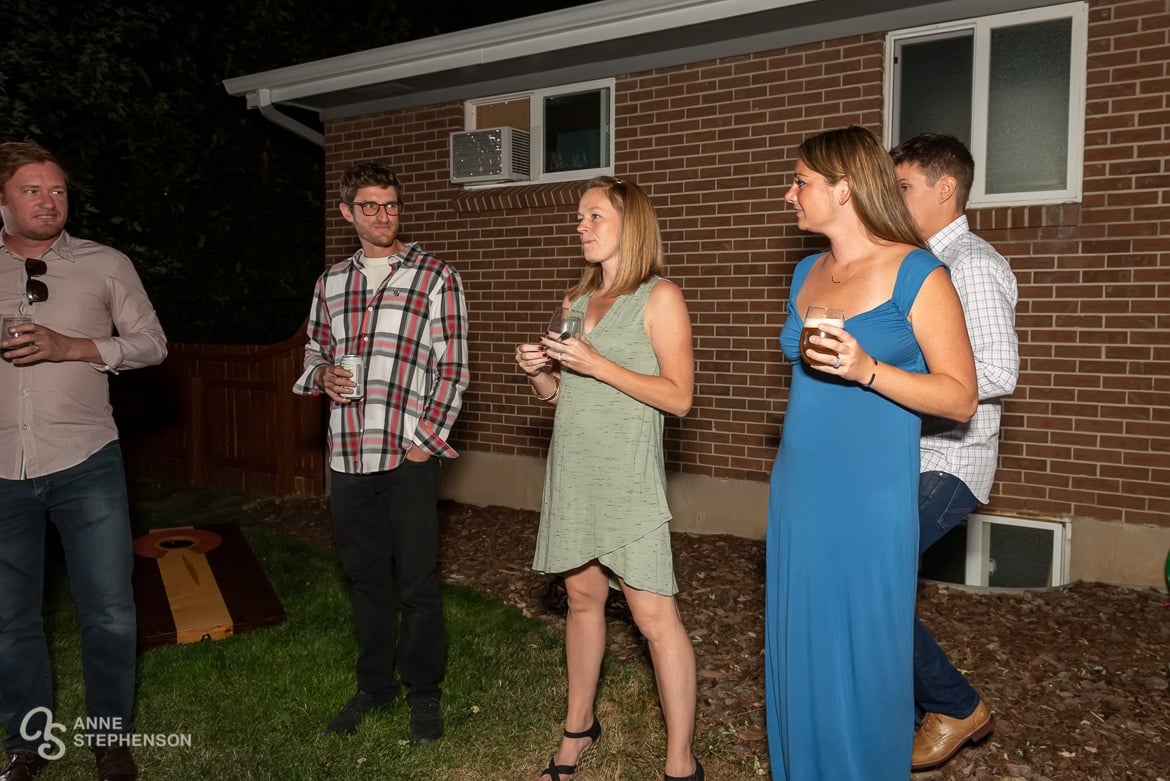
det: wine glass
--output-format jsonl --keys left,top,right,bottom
{"left": 547, "top": 307, "right": 583, "bottom": 342}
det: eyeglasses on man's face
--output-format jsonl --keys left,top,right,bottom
{"left": 26, "top": 259, "right": 48, "bottom": 304}
{"left": 348, "top": 201, "right": 401, "bottom": 217}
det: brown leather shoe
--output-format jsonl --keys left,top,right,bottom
{"left": 94, "top": 747, "right": 138, "bottom": 781}
{"left": 912, "top": 699, "right": 994, "bottom": 771}
{"left": 0, "top": 751, "right": 48, "bottom": 781}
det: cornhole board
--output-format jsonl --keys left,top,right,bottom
{"left": 132, "top": 523, "right": 285, "bottom": 647}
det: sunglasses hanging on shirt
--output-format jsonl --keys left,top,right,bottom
{"left": 25, "top": 259, "right": 48, "bottom": 304}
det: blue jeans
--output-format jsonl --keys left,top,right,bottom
{"left": 0, "top": 441, "right": 137, "bottom": 752}
{"left": 330, "top": 458, "right": 446, "bottom": 704}
{"left": 915, "top": 471, "right": 981, "bottom": 726}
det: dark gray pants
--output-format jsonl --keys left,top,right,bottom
{"left": 329, "top": 459, "right": 446, "bottom": 703}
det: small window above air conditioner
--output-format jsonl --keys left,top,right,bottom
{"left": 450, "top": 127, "right": 530, "bottom": 184}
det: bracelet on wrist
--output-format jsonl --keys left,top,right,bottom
{"left": 531, "top": 375, "right": 560, "bottom": 402}
{"left": 863, "top": 358, "right": 878, "bottom": 389}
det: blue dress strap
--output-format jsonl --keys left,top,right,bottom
{"left": 891, "top": 248, "right": 946, "bottom": 318}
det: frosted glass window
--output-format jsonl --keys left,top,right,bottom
{"left": 986, "top": 19, "right": 1072, "bottom": 193}
{"left": 986, "top": 522, "right": 1057, "bottom": 588}
{"left": 885, "top": 2, "right": 1086, "bottom": 206}
{"left": 896, "top": 34, "right": 973, "bottom": 146}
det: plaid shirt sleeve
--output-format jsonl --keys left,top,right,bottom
{"left": 948, "top": 233, "right": 1019, "bottom": 402}
{"left": 292, "top": 273, "right": 333, "bottom": 396}
{"left": 412, "top": 263, "right": 470, "bottom": 457}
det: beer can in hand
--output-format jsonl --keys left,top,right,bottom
{"left": 337, "top": 354, "right": 366, "bottom": 399}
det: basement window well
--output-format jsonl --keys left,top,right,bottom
{"left": 919, "top": 512, "right": 1071, "bottom": 589}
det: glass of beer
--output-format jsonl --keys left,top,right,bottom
{"left": 800, "top": 306, "right": 844, "bottom": 364}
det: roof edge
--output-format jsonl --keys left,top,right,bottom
{"left": 223, "top": 0, "right": 811, "bottom": 102}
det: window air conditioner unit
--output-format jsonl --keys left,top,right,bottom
{"left": 450, "top": 127, "right": 530, "bottom": 184}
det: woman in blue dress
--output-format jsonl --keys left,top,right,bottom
{"left": 765, "top": 126, "right": 978, "bottom": 780}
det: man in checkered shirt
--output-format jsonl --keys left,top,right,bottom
{"left": 892, "top": 133, "right": 1020, "bottom": 771}
{"left": 293, "top": 161, "right": 469, "bottom": 746}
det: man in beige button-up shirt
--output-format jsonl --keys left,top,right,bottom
{"left": 0, "top": 141, "right": 166, "bottom": 781}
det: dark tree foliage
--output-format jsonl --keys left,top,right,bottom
{"left": 0, "top": 0, "right": 411, "bottom": 343}
{"left": 0, "top": 0, "right": 577, "bottom": 343}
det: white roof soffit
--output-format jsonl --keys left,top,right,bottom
{"left": 223, "top": 0, "right": 809, "bottom": 116}
{"left": 222, "top": 0, "right": 1067, "bottom": 122}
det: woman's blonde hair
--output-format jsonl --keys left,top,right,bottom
{"left": 567, "top": 176, "right": 664, "bottom": 301}
{"left": 798, "top": 126, "right": 927, "bottom": 249}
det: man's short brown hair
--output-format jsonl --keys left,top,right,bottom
{"left": 339, "top": 162, "right": 402, "bottom": 207}
{"left": 0, "top": 141, "right": 67, "bottom": 193}
{"left": 890, "top": 133, "right": 975, "bottom": 210}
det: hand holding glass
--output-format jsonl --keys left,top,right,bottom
{"left": 547, "top": 307, "right": 583, "bottom": 342}
{"left": 1, "top": 314, "right": 34, "bottom": 362}
{"left": 800, "top": 306, "right": 844, "bottom": 364}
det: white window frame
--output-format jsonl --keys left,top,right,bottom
{"left": 463, "top": 77, "right": 616, "bottom": 185}
{"left": 964, "top": 513, "right": 1072, "bottom": 588}
{"left": 884, "top": 1, "right": 1088, "bottom": 207}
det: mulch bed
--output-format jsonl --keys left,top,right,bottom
{"left": 248, "top": 496, "right": 1170, "bottom": 780}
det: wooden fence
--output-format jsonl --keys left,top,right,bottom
{"left": 112, "top": 330, "right": 326, "bottom": 497}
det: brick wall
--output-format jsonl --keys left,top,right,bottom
{"left": 321, "top": 0, "right": 1169, "bottom": 529}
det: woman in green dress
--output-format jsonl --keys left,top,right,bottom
{"left": 514, "top": 177, "right": 701, "bottom": 781}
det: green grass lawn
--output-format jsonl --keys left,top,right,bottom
{"left": 30, "top": 491, "right": 749, "bottom": 780}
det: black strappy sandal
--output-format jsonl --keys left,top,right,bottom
{"left": 664, "top": 756, "right": 704, "bottom": 781}
{"left": 539, "top": 717, "right": 602, "bottom": 780}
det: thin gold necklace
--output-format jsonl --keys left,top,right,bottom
{"left": 826, "top": 252, "right": 862, "bottom": 284}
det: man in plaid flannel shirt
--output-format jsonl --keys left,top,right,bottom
{"left": 293, "top": 161, "right": 469, "bottom": 745}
